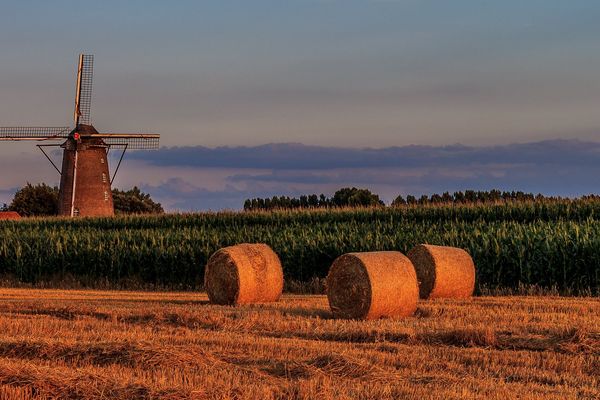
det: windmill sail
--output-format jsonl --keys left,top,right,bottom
{"left": 92, "top": 133, "right": 160, "bottom": 150}
{"left": 74, "top": 54, "right": 94, "bottom": 126}
{"left": 0, "top": 127, "right": 71, "bottom": 140}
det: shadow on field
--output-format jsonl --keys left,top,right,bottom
{"left": 252, "top": 304, "right": 334, "bottom": 319}
{"left": 280, "top": 307, "right": 334, "bottom": 319}
{"left": 154, "top": 300, "right": 211, "bottom": 306}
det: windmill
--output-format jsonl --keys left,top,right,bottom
{"left": 0, "top": 54, "right": 159, "bottom": 217}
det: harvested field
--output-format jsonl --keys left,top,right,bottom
{"left": 0, "top": 289, "right": 597, "bottom": 399}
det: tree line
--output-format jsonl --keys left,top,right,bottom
{"left": 2, "top": 183, "right": 163, "bottom": 217}
{"left": 4, "top": 184, "right": 598, "bottom": 215}
{"left": 391, "top": 189, "right": 560, "bottom": 206}
{"left": 244, "top": 187, "right": 385, "bottom": 211}
{"left": 244, "top": 188, "right": 591, "bottom": 211}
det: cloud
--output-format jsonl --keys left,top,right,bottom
{"left": 130, "top": 139, "right": 600, "bottom": 169}
{"left": 129, "top": 139, "right": 600, "bottom": 210}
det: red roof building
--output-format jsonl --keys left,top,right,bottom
{"left": 0, "top": 211, "right": 21, "bottom": 220}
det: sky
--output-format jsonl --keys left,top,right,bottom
{"left": 1, "top": 1, "right": 599, "bottom": 210}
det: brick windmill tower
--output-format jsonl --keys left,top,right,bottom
{"left": 0, "top": 54, "right": 159, "bottom": 217}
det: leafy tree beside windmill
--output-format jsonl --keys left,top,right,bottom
{"left": 0, "top": 54, "right": 160, "bottom": 217}
{"left": 5, "top": 183, "right": 164, "bottom": 217}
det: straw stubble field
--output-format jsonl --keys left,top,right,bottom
{"left": 0, "top": 289, "right": 597, "bottom": 400}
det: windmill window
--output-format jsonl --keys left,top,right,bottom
{"left": 104, "top": 191, "right": 109, "bottom": 201}
{"left": 100, "top": 158, "right": 105, "bottom": 164}
{"left": 102, "top": 173, "right": 107, "bottom": 183}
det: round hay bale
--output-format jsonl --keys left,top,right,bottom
{"left": 204, "top": 243, "right": 283, "bottom": 305}
{"left": 326, "top": 251, "right": 418, "bottom": 320}
{"left": 407, "top": 244, "right": 476, "bottom": 299}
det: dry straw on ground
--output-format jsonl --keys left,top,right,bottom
{"left": 204, "top": 243, "right": 284, "bottom": 305}
{"left": 326, "top": 251, "right": 418, "bottom": 320}
{"left": 408, "top": 244, "right": 476, "bottom": 299}
{"left": 0, "top": 289, "right": 597, "bottom": 399}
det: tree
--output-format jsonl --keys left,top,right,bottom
{"left": 9, "top": 183, "right": 59, "bottom": 216}
{"left": 319, "top": 194, "right": 328, "bottom": 207}
{"left": 391, "top": 195, "right": 406, "bottom": 207}
{"left": 299, "top": 195, "right": 308, "bottom": 208}
{"left": 489, "top": 189, "right": 502, "bottom": 202}
{"left": 348, "top": 189, "right": 384, "bottom": 207}
{"left": 441, "top": 192, "right": 453, "bottom": 203}
{"left": 332, "top": 188, "right": 354, "bottom": 207}
{"left": 332, "top": 187, "right": 384, "bottom": 207}
{"left": 430, "top": 193, "right": 443, "bottom": 204}
{"left": 464, "top": 190, "right": 477, "bottom": 203}
{"left": 453, "top": 191, "right": 466, "bottom": 203}
{"left": 418, "top": 195, "right": 429, "bottom": 205}
{"left": 112, "top": 186, "right": 164, "bottom": 214}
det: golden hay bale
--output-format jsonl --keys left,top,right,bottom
{"left": 204, "top": 243, "right": 284, "bottom": 305}
{"left": 407, "top": 244, "right": 476, "bottom": 299}
{"left": 326, "top": 251, "right": 418, "bottom": 320}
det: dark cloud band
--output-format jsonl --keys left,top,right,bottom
{"left": 129, "top": 139, "right": 600, "bottom": 170}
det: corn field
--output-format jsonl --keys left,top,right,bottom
{"left": 0, "top": 200, "right": 599, "bottom": 293}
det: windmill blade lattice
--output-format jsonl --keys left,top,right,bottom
{"left": 97, "top": 134, "right": 160, "bottom": 150}
{"left": 0, "top": 127, "right": 71, "bottom": 140}
{"left": 75, "top": 54, "right": 94, "bottom": 125}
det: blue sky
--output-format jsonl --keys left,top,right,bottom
{"left": 1, "top": 1, "right": 599, "bottom": 209}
